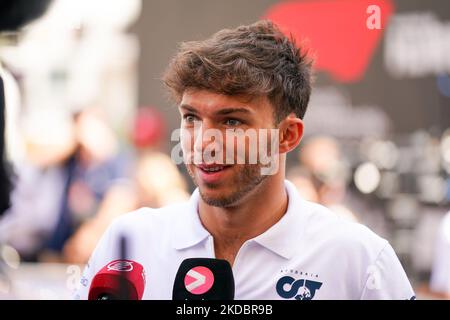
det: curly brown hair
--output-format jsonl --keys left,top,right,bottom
{"left": 162, "top": 20, "right": 313, "bottom": 122}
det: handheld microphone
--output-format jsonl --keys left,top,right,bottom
{"left": 88, "top": 259, "right": 146, "bottom": 300}
{"left": 0, "top": 0, "right": 52, "bottom": 32}
{"left": 172, "top": 258, "right": 234, "bottom": 300}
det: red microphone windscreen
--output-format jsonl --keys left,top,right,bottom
{"left": 88, "top": 260, "right": 146, "bottom": 300}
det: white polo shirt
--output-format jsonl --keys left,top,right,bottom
{"left": 75, "top": 180, "right": 415, "bottom": 300}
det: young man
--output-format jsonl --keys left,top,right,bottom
{"left": 76, "top": 20, "right": 415, "bottom": 300}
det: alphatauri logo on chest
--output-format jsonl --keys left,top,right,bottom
{"left": 276, "top": 269, "right": 323, "bottom": 300}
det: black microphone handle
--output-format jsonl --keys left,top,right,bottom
{"left": 118, "top": 234, "right": 128, "bottom": 299}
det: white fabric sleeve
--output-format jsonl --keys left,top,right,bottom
{"left": 360, "top": 243, "right": 416, "bottom": 300}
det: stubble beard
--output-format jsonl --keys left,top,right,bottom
{"left": 186, "top": 164, "right": 267, "bottom": 208}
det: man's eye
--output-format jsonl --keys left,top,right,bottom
{"left": 225, "top": 119, "right": 242, "bottom": 126}
{"left": 183, "top": 115, "right": 198, "bottom": 123}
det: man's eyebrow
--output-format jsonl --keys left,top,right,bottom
{"left": 215, "top": 108, "right": 252, "bottom": 116}
{"left": 179, "top": 104, "right": 198, "bottom": 113}
{"left": 179, "top": 105, "right": 253, "bottom": 116}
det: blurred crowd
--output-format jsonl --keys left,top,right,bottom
{"left": 0, "top": 104, "right": 190, "bottom": 264}
{"left": 287, "top": 132, "right": 450, "bottom": 299}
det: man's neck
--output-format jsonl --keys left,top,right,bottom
{"left": 198, "top": 175, "right": 288, "bottom": 266}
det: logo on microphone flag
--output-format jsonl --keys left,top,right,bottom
{"left": 184, "top": 266, "right": 215, "bottom": 295}
{"left": 107, "top": 260, "right": 134, "bottom": 272}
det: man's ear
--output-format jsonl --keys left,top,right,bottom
{"left": 278, "top": 113, "right": 304, "bottom": 154}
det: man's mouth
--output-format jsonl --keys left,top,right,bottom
{"left": 195, "top": 164, "right": 233, "bottom": 183}
{"left": 197, "top": 164, "right": 232, "bottom": 173}
{"left": 197, "top": 165, "right": 230, "bottom": 172}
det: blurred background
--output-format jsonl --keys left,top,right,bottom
{"left": 0, "top": 0, "right": 449, "bottom": 299}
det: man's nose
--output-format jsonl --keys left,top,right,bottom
{"left": 193, "top": 121, "right": 223, "bottom": 155}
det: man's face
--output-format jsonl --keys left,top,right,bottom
{"left": 178, "top": 89, "right": 278, "bottom": 207}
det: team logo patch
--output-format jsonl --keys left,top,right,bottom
{"left": 276, "top": 275, "right": 323, "bottom": 300}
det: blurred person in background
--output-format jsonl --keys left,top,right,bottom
{"left": 63, "top": 150, "right": 190, "bottom": 264}
{"left": 0, "top": 106, "right": 133, "bottom": 262}
{"left": 133, "top": 151, "right": 190, "bottom": 207}
{"left": 295, "top": 135, "right": 357, "bottom": 222}
{"left": 130, "top": 106, "right": 190, "bottom": 208}
{"left": 286, "top": 166, "right": 319, "bottom": 203}
{"left": 41, "top": 107, "right": 134, "bottom": 261}
{"left": 62, "top": 108, "right": 189, "bottom": 264}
